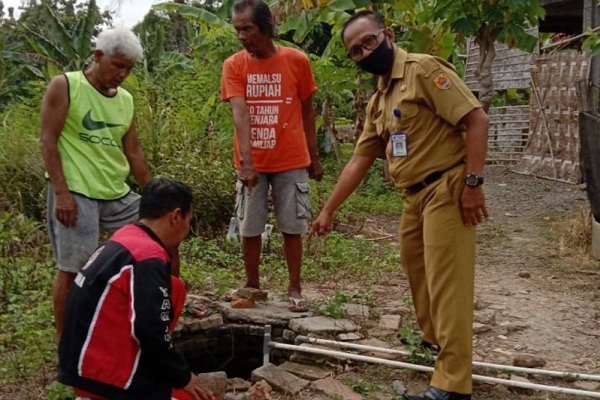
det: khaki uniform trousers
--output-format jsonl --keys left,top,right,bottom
{"left": 399, "top": 164, "right": 475, "bottom": 395}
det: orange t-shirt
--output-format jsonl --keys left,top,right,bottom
{"left": 221, "top": 46, "right": 318, "bottom": 173}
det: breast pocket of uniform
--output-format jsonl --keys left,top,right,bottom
{"left": 397, "top": 102, "right": 420, "bottom": 131}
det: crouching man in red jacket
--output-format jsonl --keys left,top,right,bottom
{"left": 58, "top": 177, "right": 213, "bottom": 400}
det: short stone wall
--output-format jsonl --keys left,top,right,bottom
{"left": 174, "top": 296, "right": 367, "bottom": 376}
{"left": 171, "top": 294, "right": 385, "bottom": 399}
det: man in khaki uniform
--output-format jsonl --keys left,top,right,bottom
{"left": 309, "top": 11, "right": 489, "bottom": 400}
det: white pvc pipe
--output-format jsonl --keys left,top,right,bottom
{"left": 269, "top": 342, "right": 600, "bottom": 398}
{"left": 271, "top": 341, "right": 434, "bottom": 373}
{"left": 295, "top": 335, "right": 600, "bottom": 382}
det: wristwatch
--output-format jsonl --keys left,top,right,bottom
{"left": 464, "top": 172, "right": 484, "bottom": 187}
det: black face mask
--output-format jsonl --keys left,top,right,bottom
{"left": 356, "top": 39, "right": 395, "bottom": 75}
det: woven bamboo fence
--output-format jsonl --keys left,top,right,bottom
{"left": 464, "top": 38, "right": 534, "bottom": 91}
{"left": 464, "top": 37, "right": 534, "bottom": 166}
{"left": 487, "top": 105, "right": 530, "bottom": 164}
{"left": 512, "top": 50, "right": 591, "bottom": 183}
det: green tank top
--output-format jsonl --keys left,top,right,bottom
{"left": 60, "top": 71, "right": 135, "bottom": 199}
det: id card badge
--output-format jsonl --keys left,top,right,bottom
{"left": 391, "top": 131, "right": 408, "bottom": 157}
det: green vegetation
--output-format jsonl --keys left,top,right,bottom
{"left": 397, "top": 298, "right": 435, "bottom": 366}
{"left": 0, "top": 4, "right": 404, "bottom": 381}
{"left": 0, "top": 46, "right": 403, "bottom": 393}
{"left": 351, "top": 380, "right": 386, "bottom": 395}
{"left": 0, "top": 213, "right": 55, "bottom": 389}
{"left": 170, "top": 137, "right": 403, "bottom": 298}
{"left": 0, "top": 135, "right": 404, "bottom": 393}
{"left": 316, "top": 289, "right": 356, "bottom": 318}
{"left": 47, "top": 382, "right": 75, "bottom": 400}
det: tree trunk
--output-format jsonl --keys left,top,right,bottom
{"left": 173, "top": 0, "right": 187, "bottom": 53}
{"left": 352, "top": 73, "right": 366, "bottom": 143}
{"left": 475, "top": 26, "right": 500, "bottom": 113}
{"left": 321, "top": 94, "right": 342, "bottom": 165}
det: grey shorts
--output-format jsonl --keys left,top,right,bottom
{"left": 235, "top": 168, "right": 311, "bottom": 237}
{"left": 47, "top": 184, "right": 140, "bottom": 273}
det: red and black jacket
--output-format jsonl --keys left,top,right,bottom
{"left": 58, "top": 223, "right": 191, "bottom": 400}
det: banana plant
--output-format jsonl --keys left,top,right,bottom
{"left": 0, "top": 37, "right": 30, "bottom": 108}
{"left": 153, "top": 2, "right": 231, "bottom": 29}
{"left": 15, "top": 0, "right": 100, "bottom": 80}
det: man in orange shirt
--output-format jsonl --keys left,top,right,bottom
{"left": 221, "top": 0, "right": 323, "bottom": 311}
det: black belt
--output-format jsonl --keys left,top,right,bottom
{"left": 405, "top": 167, "right": 455, "bottom": 194}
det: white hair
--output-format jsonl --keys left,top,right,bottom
{"left": 95, "top": 26, "right": 144, "bottom": 61}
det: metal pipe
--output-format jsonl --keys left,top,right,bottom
{"left": 295, "top": 335, "right": 600, "bottom": 382}
{"left": 269, "top": 341, "right": 600, "bottom": 398}
{"left": 262, "top": 325, "right": 271, "bottom": 366}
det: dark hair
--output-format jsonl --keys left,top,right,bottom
{"left": 233, "top": 0, "right": 276, "bottom": 38}
{"left": 139, "top": 178, "right": 193, "bottom": 219}
{"left": 341, "top": 10, "right": 386, "bottom": 43}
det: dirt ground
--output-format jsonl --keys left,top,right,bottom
{"left": 280, "top": 165, "right": 600, "bottom": 400}
{"left": 470, "top": 166, "right": 599, "bottom": 371}
{"left": 317, "top": 165, "right": 600, "bottom": 400}
{"left": 468, "top": 165, "right": 600, "bottom": 399}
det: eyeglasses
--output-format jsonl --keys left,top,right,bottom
{"left": 347, "top": 29, "right": 386, "bottom": 60}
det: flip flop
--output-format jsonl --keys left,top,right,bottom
{"left": 184, "top": 303, "right": 212, "bottom": 318}
{"left": 288, "top": 297, "right": 310, "bottom": 312}
{"left": 223, "top": 287, "right": 268, "bottom": 302}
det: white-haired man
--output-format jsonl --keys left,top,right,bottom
{"left": 40, "top": 26, "right": 151, "bottom": 341}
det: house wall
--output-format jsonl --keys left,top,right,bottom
{"left": 539, "top": 0, "right": 599, "bottom": 86}
{"left": 512, "top": 50, "right": 590, "bottom": 183}
{"left": 463, "top": 32, "right": 537, "bottom": 91}
{"left": 539, "top": 0, "right": 583, "bottom": 33}
{"left": 585, "top": 0, "right": 600, "bottom": 86}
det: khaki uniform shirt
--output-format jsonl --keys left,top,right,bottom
{"left": 355, "top": 48, "right": 481, "bottom": 189}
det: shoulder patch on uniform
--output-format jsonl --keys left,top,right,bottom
{"left": 433, "top": 72, "right": 451, "bottom": 90}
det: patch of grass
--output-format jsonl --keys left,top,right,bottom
{"left": 311, "top": 287, "right": 377, "bottom": 319}
{"left": 0, "top": 288, "right": 55, "bottom": 386}
{"left": 0, "top": 213, "right": 56, "bottom": 388}
{"left": 477, "top": 219, "right": 506, "bottom": 244}
{"left": 0, "top": 104, "right": 46, "bottom": 219}
{"left": 397, "top": 298, "right": 435, "bottom": 366}
{"left": 311, "top": 144, "right": 403, "bottom": 221}
{"left": 337, "top": 364, "right": 420, "bottom": 398}
{"left": 356, "top": 287, "right": 376, "bottom": 308}
{"left": 351, "top": 380, "right": 385, "bottom": 395}
{"left": 304, "top": 232, "right": 400, "bottom": 286}
{"left": 0, "top": 106, "right": 407, "bottom": 397}
{"left": 180, "top": 237, "right": 243, "bottom": 293}
{"left": 182, "top": 229, "right": 401, "bottom": 299}
{"left": 317, "top": 290, "right": 354, "bottom": 318}
{"left": 558, "top": 204, "right": 592, "bottom": 257}
{"left": 48, "top": 381, "right": 75, "bottom": 400}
